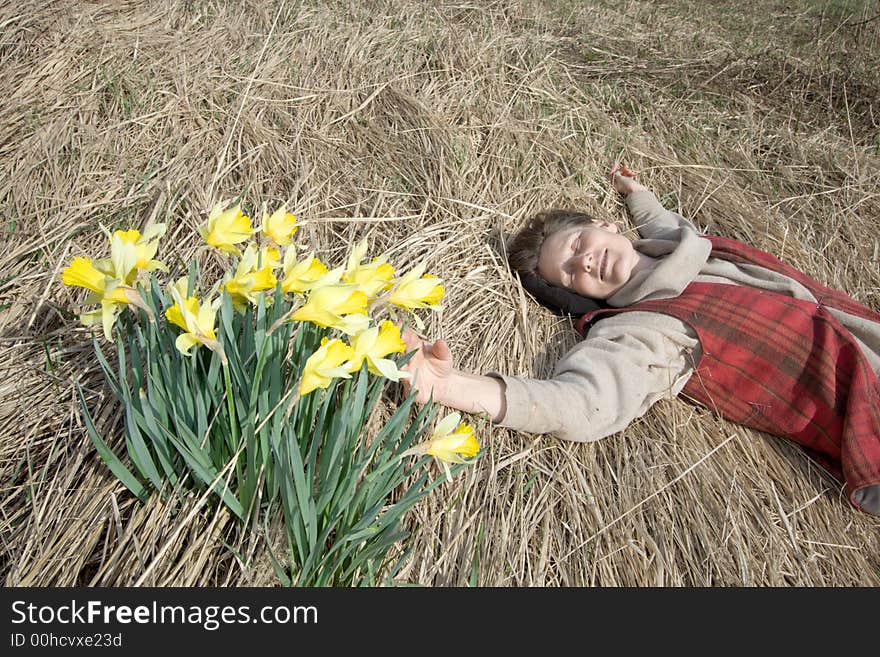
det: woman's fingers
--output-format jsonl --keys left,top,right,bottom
{"left": 430, "top": 338, "right": 451, "bottom": 363}
{"left": 401, "top": 326, "right": 424, "bottom": 352}
{"left": 401, "top": 326, "right": 450, "bottom": 365}
{"left": 610, "top": 163, "right": 636, "bottom": 180}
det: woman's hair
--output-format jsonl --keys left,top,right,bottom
{"left": 507, "top": 209, "right": 597, "bottom": 278}
{"left": 506, "top": 209, "right": 604, "bottom": 317}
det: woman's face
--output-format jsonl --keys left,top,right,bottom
{"left": 537, "top": 222, "right": 640, "bottom": 299}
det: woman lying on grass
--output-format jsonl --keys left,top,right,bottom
{"left": 402, "top": 165, "right": 880, "bottom": 517}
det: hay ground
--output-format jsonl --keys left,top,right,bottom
{"left": 2, "top": 0, "right": 879, "bottom": 586}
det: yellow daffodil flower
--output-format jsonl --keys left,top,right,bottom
{"left": 261, "top": 204, "right": 299, "bottom": 247}
{"left": 346, "top": 320, "right": 410, "bottom": 381}
{"left": 200, "top": 201, "right": 255, "bottom": 255}
{"left": 341, "top": 238, "right": 395, "bottom": 298}
{"left": 62, "top": 256, "right": 125, "bottom": 340}
{"left": 290, "top": 283, "right": 369, "bottom": 335}
{"left": 165, "top": 283, "right": 225, "bottom": 362}
{"left": 389, "top": 262, "right": 444, "bottom": 311}
{"left": 62, "top": 248, "right": 151, "bottom": 340}
{"left": 401, "top": 412, "right": 480, "bottom": 482}
{"left": 423, "top": 413, "right": 480, "bottom": 462}
{"left": 100, "top": 223, "right": 167, "bottom": 284}
{"left": 280, "top": 249, "right": 332, "bottom": 294}
{"left": 299, "top": 337, "right": 355, "bottom": 395}
{"left": 221, "top": 244, "right": 278, "bottom": 311}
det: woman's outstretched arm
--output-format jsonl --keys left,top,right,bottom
{"left": 400, "top": 327, "right": 506, "bottom": 422}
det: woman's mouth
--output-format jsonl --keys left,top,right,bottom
{"left": 599, "top": 249, "right": 607, "bottom": 282}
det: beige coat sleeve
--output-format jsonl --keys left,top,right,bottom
{"left": 489, "top": 312, "right": 699, "bottom": 442}
{"left": 626, "top": 190, "right": 692, "bottom": 240}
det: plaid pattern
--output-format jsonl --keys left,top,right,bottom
{"left": 579, "top": 236, "right": 880, "bottom": 512}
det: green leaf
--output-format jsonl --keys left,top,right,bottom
{"left": 285, "top": 428, "right": 317, "bottom": 549}
{"left": 166, "top": 429, "right": 244, "bottom": 519}
{"left": 469, "top": 521, "right": 484, "bottom": 587}
{"left": 91, "top": 337, "right": 121, "bottom": 396}
{"left": 122, "top": 391, "right": 163, "bottom": 490}
{"left": 261, "top": 510, "right": 291, "bottom": 587}
{"left": 76, "top": 383, "right": 147, "bottom": 501}
{"left": 273, "top": 439, "right": 307, "bottom": 566}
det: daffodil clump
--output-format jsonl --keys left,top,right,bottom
{"left": 62, "top": 198, "right": 480, "bottom": 586}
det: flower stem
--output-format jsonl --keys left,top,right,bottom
{"left": 223, "top": 362, "right": 240, "bottom": 448}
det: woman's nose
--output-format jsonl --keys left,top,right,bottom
{"left": 576, "top": 251, "right": 594, "bottom": 272}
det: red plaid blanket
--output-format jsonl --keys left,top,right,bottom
{"left": 579, "top": 236, "right": 880, "bottom": 512}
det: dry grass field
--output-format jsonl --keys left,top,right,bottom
{"left": 2, "top": 0, "right": 879, "bottom": 586}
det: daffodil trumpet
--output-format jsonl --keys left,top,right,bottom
{"left": 98, "top": 223, "right": 168, "bottom": 284}
{"left": 280, "top": 248, "right": 334, "bottom": 295}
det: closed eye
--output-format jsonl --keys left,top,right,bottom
{"left": 563, "top": 237, "right": 580, "bottom": 286}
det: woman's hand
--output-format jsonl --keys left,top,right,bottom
{"left": 400, "top": 327, "right": 454, "bottom": 404}
{"left": 400, "top": 326, "right": 507, "bottom": 421}
{"left": 610, "top": 163, "right": 649, "bottom": 196}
